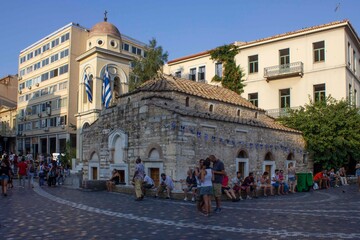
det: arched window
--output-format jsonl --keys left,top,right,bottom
{"left": 237, "top": 150, "right": 248, "bottom": 158}
{"left": 148, "top": 148, "right": 160, "bottom": 160}
{"left": 287, "top": 153, "right": 294, "bottom": 160}
{"left": 264, "top": 152, "right": 273, "bottom": 161}
{"left": 209, "top": 104, "right": 213, "bottom": 112}
{"left": 83, "top": 74, "right": 93, "bottom": 103}
{"left": 185, "top": 97, "right": 189, "bottom": 107}
{"left": 237, "top": 109, "right": 241, "bottom": 117}
{"left": 113, "top": 76, "right": 121, "bottom": 97}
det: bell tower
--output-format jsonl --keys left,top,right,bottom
{"left": 75, "top": 15, "right": 133, "bottom": 163}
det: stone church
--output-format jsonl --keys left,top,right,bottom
{"left": 80, "top": 75, "right": 309, "bottom": 188}
{"left": 74, "top": 18, "right": 309, "bottom": 188}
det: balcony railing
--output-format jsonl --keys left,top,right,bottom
{"left": 264, "top": 61, "right": 304, "bottom": 81}
{"left": 266, "top": 106, "right": 300, "bottom": 118}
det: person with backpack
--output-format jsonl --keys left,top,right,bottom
{"left": 27, "top": 159, "right": 36, "bottom": 188}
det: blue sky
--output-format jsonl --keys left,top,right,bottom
{"left": 0, "top": 0, "right": 359, "bottom": 77}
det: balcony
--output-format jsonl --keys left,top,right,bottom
{"left": 266, "top": 106, "right": 300, "bottom": 118}
{"left": 264, "top": 61, "right": 304, "bottom": 81}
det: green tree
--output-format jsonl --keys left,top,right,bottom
{"left": 60, "top": 140, "right": 76, "bottom": 168}
{"left": 278, "top": 96, "right": 360, "bottom": 169}
{"left": 129, "top": 38, "right": 168, "bottom": 90}
{"left": 209, "top": 44, "right": 246, "bottom": 94}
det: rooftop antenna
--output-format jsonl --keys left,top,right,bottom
{"left": 334, "top": 3, "right": 340, "bottom": 12}
{"left": 104, "top": 10, "right": 108, "bottom": 22}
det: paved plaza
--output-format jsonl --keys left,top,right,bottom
{"left": 0, "top": 181, "right": 359, "bottom": 240}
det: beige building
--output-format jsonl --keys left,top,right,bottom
{"left": 17, "top": 19, "right": 146, "bottom": 158}
{"left": 165, "top": 20, "right": 360, "bottom": 117}
{"left": 0, "top": 74, "right": 18, "bottom": 153}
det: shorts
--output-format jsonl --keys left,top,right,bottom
{"left": 213, "top": 183, "right": 222, "bottom": 198}
{"left": 200, "top": 186, "right": 213, "bottom": 196}
{"left": 272, "top": 183, "right": 279, "bottom": 188}
{"left": 288, "top": 177, "right": 296, "bottom": 182}
{"left": 0, "top": 175, "right": 9, "bottom": 181}
{"left": 221, "top": 186, "right": 230, "bottom": 194}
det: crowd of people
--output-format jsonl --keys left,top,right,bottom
{"left": 0, "top": 151, "right": 70, "bottom": 197}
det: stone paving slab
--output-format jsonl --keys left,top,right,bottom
{"left": 0, "top": 182, "right": 359, "bottom": 239}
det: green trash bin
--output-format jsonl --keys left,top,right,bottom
{"left": 296, "top": 173, "right": 313, "bottom": 192}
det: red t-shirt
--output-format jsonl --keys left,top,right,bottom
{"left": 18, "top": 162, "right": 28, "bottom": 175}
{"left": 313, "top": 172, "right": 323, "bottom": 181}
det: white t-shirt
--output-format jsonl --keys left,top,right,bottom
{"left": 144, "top": 175, "right": 154, "bottom": 185}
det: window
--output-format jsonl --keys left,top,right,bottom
{"left": 58, "top": 115, "right": 67, "bottom": 126}
{"left": 25, "top": 79, "right": 32, "bottom": 88}
{"left": 131, "top": 46, "right": 137, "bottom": 54}
{"left": 348, "top": 42, "right": 351, "bottom": 67}
{"left": 248, "top": 55, "right": 258, "bottom": 73}
{"left": 41, "top": 119, "right": 47, "bottom": 128}
{"left": 41, "top": 72, "right": 49, "bottom": 82}
{"left": 248, "top": 93, "right": 258, "bottom": 107}
{"left": 31, "top": 105, "right": 38, "bottom": 115}
{"left": 57, "top": 98, "right": 68, "bottom": 108}
{"left": 50, "top": 69, "right": 58, "bottom": 78}
{"left": 27, "top": 66, "right": 33, "bottom": 74}
{"left": 51, "top": 38, "right": 59, "bottom": 48}
{"left": 58, "top": 81, "right": 67, "bottom": 90}
{"left": 34, "top": 48, "right": 41, "bottom": 57}
{"left": 185, "top": 97, "right": 189, "bottom": 107}
{"left": 353, "top": 50, "right": 356, "bottom": 73}
{"left": 189, "top": 68, "right": 196, "bottom": 81}
{"left": 32, "top": 121, "right": 40, "bottom": 129}
{"left": 198, "top": 66, "right": 205, "bottom": 81}
{"left": 19, "top": 83, "right": 25, "bottom": 90}
{"left": 175, "top": 71, "right": 181, "bottom": 78}
{"left": 349, "top": 84, "right": 353, "bottom": 103}
{"left": 237, "top": 109, "right": 241, "bottom": 117}
{"left": 314, "top": 84, "right": 326, "bottom": 102}
{"left": 41, "top": 88, "right": 49, "bottom": 96}
{"left": 313, "top": 41, "right": 325, "bottom": 62}
{"left": 40, "top": 103, "right": 47, "bottom": 112}
{"left": 43, "top": 43, "right": 50, "bottom": 52}
{"left": 209, "top": 104, "right": 213, "bottom": 112}
{"left": 279, "top": 48, "right": 290, "bottom": 67}
{"left": 59, "top": 65, "right": 68, "bottom": 75}
{"left": 355, "top": 89, "right": 358, "bottom": 106}
{"left": 136, "top": 48, "right": 142, "bottom": 55}
{"left": 123, "top": 43, "right": 129, "bottom": 51}
{"left": 27, "top": 52, "right": 33, "bottom": 60}
{"left": 49, "top": 117, "right": 57, "bottom": 127}
{"left": 280, "top": 88, "right": 291, "bottom": 109}
{"left": 34, "top": 62, "right": 41, "bottom": 70}
{"left": 19, "top": 96, "right": 25, "bottom": 102}
{"left": 60, "top": 49, "right": 69, "bottom": 58}
{"left": 20, "top": 56, "right": 26, "bottom": 64}
{"left": 19, "top": 69, "right": 25, "bottom": 77}
{"left": 25, "top": 94, "right": 31, "bottom": 101}
{"left": 42, "top": 58, "right": 49, "bottom": 67}
{"left": 33, "top": 91, "right": 40, "bottom": 99}
{"left": 215, "top": 62, "right": 222, "bottom": 77}
{"left": 51, "top": 54, "right": 59, "bottom": 63}
{"left": 61, "top": 33, "right": 70, "bottom": 43}
{"left": 49, "top": 85, "right": 57, "bottom": 94}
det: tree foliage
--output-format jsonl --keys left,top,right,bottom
{"left": 129, "top": 38, "right": 168, "bottom": 91}
{"left": 278, "top": 96, "right": 360, "bottom": 169}
{"left": 209, "top": 44, "right": 245, "bottom": 94}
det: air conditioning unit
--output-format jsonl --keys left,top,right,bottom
{"left": 44, "top": 127, "right": 49, "bottom": 132}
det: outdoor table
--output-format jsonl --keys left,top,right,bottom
{"left": 296, "top": 173, "right": 313, "bottom": 192}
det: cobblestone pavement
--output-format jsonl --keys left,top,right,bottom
{"left": 0, "top": 181, "right": 359, "bottom": 240}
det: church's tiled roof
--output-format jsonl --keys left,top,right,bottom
{"left": 130, "top": 75, "right": 262, "bottom": 111}
{"left": 149, "top": 101, "right": 301, "bottom": 134}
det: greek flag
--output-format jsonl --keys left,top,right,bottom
{"left": 84, "top": 73, "right": 92, "bottom": 103}
{"left": 102, "top": 65, "right": 112, "bottom": 108}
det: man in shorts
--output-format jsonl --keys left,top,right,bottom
{"left": 209, "top": 155, "right": 225, "bottom": 213}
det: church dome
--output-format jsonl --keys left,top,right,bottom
{"left": 89, "top": 21, "right": 121, "bottom": 38}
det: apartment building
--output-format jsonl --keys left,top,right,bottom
{"left": 165, "top": 20, "right": 360, "bottom": 117}
{"left": 0, "top": 74, "right": 18, "bottom": 153}
{"left": 17, "top": 19, "right": 146, "bottom": 158}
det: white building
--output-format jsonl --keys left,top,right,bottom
{"left": 165, "top": 20, "right": 360, "bottom": 117}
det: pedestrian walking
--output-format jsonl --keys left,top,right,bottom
{"left": 0, "top": 155, "right": 12, "bottom": 196}
{"left": 209, "top": 154, "right": 225, "bottom": 213}
{"left": 27, "top": 160, "right": 36, "bottom": 188}
{"left": 17, "top": 157, "right": 27, "bottom": 188}
{"left": 133, "top": 158, "right": 145, "bottom": 201}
